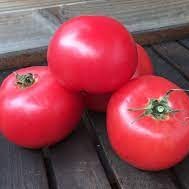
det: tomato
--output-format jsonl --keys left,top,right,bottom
{"left": 107, "top": 75, "right": 189, "bottom": 171}
{"left": 48, "top": 15, "right": 137, "bottom": 94}
{"left": 0, "top": 66, "right": 84, "bottom": 149}
{"left": 84, "top": 44, "right": 154, "bottom": 112}
{"left": 132, "top": 44, "right": 154, "bottom": 78}
{"left": 83, "top": 92, "right": 111, "bottom": 112}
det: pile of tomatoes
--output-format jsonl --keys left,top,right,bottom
{"left": 1, "top": 16, "right": 189, "bottom": 171}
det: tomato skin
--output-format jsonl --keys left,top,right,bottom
{"left": 0, "top": 66, "right": 84, "bottom": 149}
{"left": 48, "top": 16, "right": 137, "bottom": 94}
{"left": 107, "top": 75, "right": 189, "bottom": 170}
{"left": 84, "top": 44, "right": 153, "bottom": 112}
{"left": 132, "top": 44, "right": 154, "bottom": 78}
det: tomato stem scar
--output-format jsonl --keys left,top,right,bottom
{"left": 128, "top": 88, "right": 187, "bottom": 123}
{"left": 15, "top": 72, "right": 36, "bottom": 88}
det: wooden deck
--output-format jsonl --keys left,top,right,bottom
{"left": 1, "top": 0, "right": 189, "bottom": 33}
{"left": 1, "top": 0, "right": 189, "bottom": 70}
{"left": 1, "top": 38, "right": 189, "bottom": 188}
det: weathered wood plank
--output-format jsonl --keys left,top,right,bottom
{"left": 0, "top": 9, "right": 55, "bottom": 70}
{"left": 53, "top": 0, "right": 189, "bottom": 33}
{"left": 152, "top": 41, "right": 189, "bottom": 80}
{"left": 134, "top": 24, "right": 189, "bottom": 45}
{"left": 178, "top": 38, "right": 189, "bottom": 49}
{"left": 0, "top": 0, "right": 92, "bottom": 13}
{"left": 0, "top": 69, "right": 14, "bottom": 83}
{"left": 1, "top": 1, "right": 189, "bottom": 68}
{"left": 48, "top": 124, "right": 111, "bottom": 189}
{"left": 0, "top": 47, "right": 47, "bottom": 70}
{"left": 0, "top": 136, "right": 49, "bottom": 189}
{"left": 84, "top": 113, "right": 177, "bottom": 189}
{"left": 146, "top": 46, "right": 189, "bottom": 89}
{"left": 0, "top": 11, "right": 56, "bottom": 54}
{"left": 173, "top": 158, "right": 189, "bottom": 189}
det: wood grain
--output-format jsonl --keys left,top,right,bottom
{"left": 56, "top": 0, "right": 189, "bottom": 33}
{"left": 0, "top": 137, "right": 49, "bottom": 189}
{"left": 178, "top": 38, "right": 189, "bottom": 49}
{"left": 152, "top": 41, "right": 189, "bottom": 80}
{"left": 0, "top": 10, "right": 56, "bottom": 54}
{"left": 146, "top": 46, "right": 189, "bottom": 89}
{"left": 1, "top": 1, "right": 189, "bottom": 68}
{"left": 0, "top": 9, "right": 54, "bottom": 70}
{"left": 0, "top": 0, "right": 92, "bottom": 13}
{"left": 0, "top": 47, "right": 47, "bottom": 70}
{"left": 134, "top": 24, "right": 189, "bottom": 45}
{"left": 0, "top": 68, "right": 14, "bottom": 82}
{"left": 48, "top": 124, "right": 111, "bottom": 189}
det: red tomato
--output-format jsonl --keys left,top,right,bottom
{"left": 0, "top": 66, "right": 84, "bottom": 149}
{"left": 48, "top": 15, "right": 137, "bottom": 94}
{"left": 107, "top": 75, "right": 189, "bottom": 171}
{"left": 132, "top": 44, "right": 154, "bottom": 78}
{"left": 84, "top": 44, "right": 154, "bottom": 112}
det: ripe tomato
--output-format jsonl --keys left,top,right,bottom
{"left": 0, "top": 66, "right": 84, "bottom": 149}
{"left": 48, "top": 15, "right": 137, "bottom": 94}
{"left": 84, "top": 44, "right": 154, "bottom": 112}
{"left": 107, "top": 75, "right": 189, "bottom": 171}
{"left": 132, "top": 44, "right": 154, "bottom": 78}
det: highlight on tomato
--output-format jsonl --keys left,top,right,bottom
{"left": 107, "top": 75, "right": 189, "bottom": 171}
{"left": 0, "top": 66, "right": 84, "bottom": 149}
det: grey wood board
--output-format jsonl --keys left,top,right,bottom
{"left": 146, "top": 46, "right": 189, "bottom": 89}
{"left": 179, "top": 38, "right": 189, "bottom": 48}
{"left": 1, "top": 0, "right": 189, "bottom": 54}
{"left": 0, "top": 47, "right": 47, "bottom": 70}
{"left": 85, "top": 112, "right": 177, "bottom": 189}
{"left": 0, "top": 0, "right": 92, "bottom": 13}
{"left": 152, "top": 41, "right": 189, "bottom": 80}
{"left": 0, "top": 10, "right": 56, "bottom": 54}
{"left": 0, "top": 68, "right": 14, "bottom": 82}
{"left": 53, "top": 0, "right": 189, "bottom": 33}
{"left": 173, "top": 157, "right": 189, "bottom": 189}
{"left": 48, "top": 124, "right": 111, "bottom": 189}
{"left": 0, "top": 136, "right": 49, "bottom": 189}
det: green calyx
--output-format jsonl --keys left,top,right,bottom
{"left": 143, "top": 98, "right": 177, "bottom": 120}
{"left": 128, "top": 89, "right": 182, "bottom": 124}
{"left": 15, "top": 73, "right": 36, "bottom": 88}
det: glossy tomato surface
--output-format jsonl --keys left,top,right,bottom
{"left": 48, "top": 16, "right": 137, "bottom": 94}
{"left": 107, "top": 75, "right": 189, "bottom": 170}
{"left": 0, "top": 66, "right": 84, "bottom": 149}
{"left": 84, "top": 44, "right": 154, "bottom": 112}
